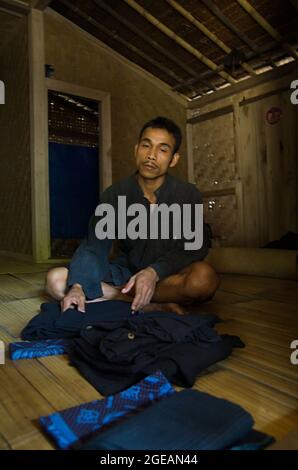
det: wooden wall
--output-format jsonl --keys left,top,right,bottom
{"left": 0, "top": 17, "right": 32, "bottom": 255}
{"left": 188, "top": 64, "right": 298, "bottom": 248}
{"left": 44, "top": 10, "right": 188, "bottom": 184}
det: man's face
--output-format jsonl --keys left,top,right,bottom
{"left": 134, "top": 127, "right": 180, "bottom": 179}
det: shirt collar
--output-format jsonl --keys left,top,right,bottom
{"left": 132, "top": 171, "right": 170, "bottom": 198}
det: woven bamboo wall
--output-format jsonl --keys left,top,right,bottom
{"left": 192, "top": 111, "right": 242, "bottom": 246}
{"left": 190, "top": 67, "right": 298, "bottom": 248}
{"left": 0, "top": 18, "right": 32, "bottom": 255}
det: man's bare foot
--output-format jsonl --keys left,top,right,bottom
{"left": 141, "top": 302, "right": 187, "bottom": 315}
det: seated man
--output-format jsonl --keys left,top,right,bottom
{"left": 46, "top": 117, "right": 219, "bottom": 314}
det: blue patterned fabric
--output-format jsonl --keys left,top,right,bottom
{"left": 9, "top": 339, "right": 70, "bottom": 360}
{"left": 39, "top": 370, "right": 175, "bottom": 449}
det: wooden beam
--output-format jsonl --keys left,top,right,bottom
{"left": 28, "top": 8, "right": 51, "bottom": 261}
{"left": 166, "top": 0, "right": 255, "bottom": 77}
{"left": 93, "top": 0, "right": 216, "bottom": 92}
{"left": 174, "top": 41, "right": 277, "bottom": 92}
{"left": 30, "top": 0, "right": 52, "bottom": 10}
{"left": 236, "top": 0, "right": 298, "bottom": 59}
{"left": 124, "top": 0, "right": 236, "bottom": 85}
{"left": 188, "top": 60, "right": 298, "bottom": 109}
{"left": 187, "top": 105, "right": 234, "bottom": 124}
{"left": 60, "top": 0, "right": 184, "bottom": 88}
{"left": 201, "top": 0, "right": 277, "bottom": 69}
{"left": 0, "top": 0, "right": 29, "bottom": 15}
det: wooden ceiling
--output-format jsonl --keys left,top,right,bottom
{"left": 49, "top": 0, "right": 298, "bottom": 100}
{"left": 2, "top": 1, "right": 298, "bottom": 99}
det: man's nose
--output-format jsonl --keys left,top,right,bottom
{"left": 147, "top": 147, "right": 157, "bottom": 160}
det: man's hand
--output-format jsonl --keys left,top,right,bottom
{"left": 121, "top": 267, "right": 159, "bottom": 312}
{"left": 61, "top": 283, "right": 86, "bottom": 313}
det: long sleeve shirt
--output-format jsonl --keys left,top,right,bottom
{"left": 67, "top": 172, "right": 209, "bottom": 299}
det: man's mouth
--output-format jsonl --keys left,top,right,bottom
{"left": 143, "top": 162, "right": 158, "bottom": 170}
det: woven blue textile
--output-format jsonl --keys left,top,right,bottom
{"left": 80, "top": 389, "right": 254, "bottom": 451}
{"left": 9, "top": 339, "right": 70, "bottom": 360}
{"left": 39, "top": 370, "right": 175, "bottom": 449}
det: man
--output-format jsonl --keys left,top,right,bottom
{"left": 46, "top": 117, "right": 219, "bottom": 314}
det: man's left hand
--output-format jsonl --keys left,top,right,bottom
{"left": 121, "top": 267, "right": 159, "bottom": 311}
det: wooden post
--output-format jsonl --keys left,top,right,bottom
{"left": 28, "top": 8, "right": 51, "bottom": 262}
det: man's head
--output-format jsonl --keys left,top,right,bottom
{"left": 138, "top": 117, "right": 182, "bottom": 155}
{"left": 135, "top": 117, "right": 182, "bottom": 179}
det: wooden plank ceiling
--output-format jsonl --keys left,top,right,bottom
{"left": 49, "top": 0, "right": 298, "bottom": 100}
{"left": 5, "top": 0, "right": 298, "bottom": 100}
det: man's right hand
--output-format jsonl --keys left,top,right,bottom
{"left": 61, "top": 283, "right": 86, "bottom": 313}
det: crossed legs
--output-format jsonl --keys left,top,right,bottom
{"left": 45, "top": 261, "right": 219, "bottom": 311}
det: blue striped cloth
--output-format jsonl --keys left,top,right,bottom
{"left": 9, "top": 339, "right": 70, "bottom": 360}
{"left": 39, "top": 370, "right": 175, "bottom": 449}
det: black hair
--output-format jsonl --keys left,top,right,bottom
{"left": 138, "top": 116, "right": 182, "bottom": 155}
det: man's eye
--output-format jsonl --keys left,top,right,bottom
{"left": 160, "top": 148, "right": 168, "bottom": 153}
{"left": 142, "top": 143, "right": 149, "bottom": 148}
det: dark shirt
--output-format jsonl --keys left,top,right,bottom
{"left": 68, "top": 172, "right": 209, "bottom": 299}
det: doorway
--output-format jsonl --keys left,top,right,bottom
{"left": 48, "top": 91, "right": 100, "bottom": 258}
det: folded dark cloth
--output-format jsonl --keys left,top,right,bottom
{"left": 21, "top": 300, "right": 244, "bottom": 395}
{"left": 229, "top": 429, "right": 275, "bottom": 450}
{"left": 21, "top": 300, "right": 133, "bottom": 340}
{"left": 79, "top": 389, "right": 254, "bottom": 450}
{"left": 9, "top": 339, "right": 71, "bottom": 360}
{"left": 39, "top": 370, "right": 174, "bottom": 449}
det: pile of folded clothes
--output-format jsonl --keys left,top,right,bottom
{"left": 10, "top": 301, "right": 274, "bottom": 450}
{"left": 17, "top": 299, "right": 244, "bottom": 395}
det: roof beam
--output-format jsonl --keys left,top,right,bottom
{"left": 174, "top": 40, "right": 279, "bottom": 92}
{"left": 201, "top": 0, "right": 277, "bottom": 69}
{"left": 123, "top": 0, "right": 236, "bottom": 85}
{"left": 0, "top": 0, "right": 29, "bottom": 15}
{"left": 236, "top": 0, "right": 298, "bottom": 59}
{"left": 30, "top": 0, "right": 52, "bottom": 10}
{"left": 93, "top": 0, "right": 216, "bottom": 92}
{"left": 59, "top": 0, "right": 186, "bottom": 89}
{"left": 166, "top": 0, "right": 255, "bottom": 77}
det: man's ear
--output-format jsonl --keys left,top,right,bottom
{"left": 169, "top": 153, "right": 180, "bottom": 168}
{"left": 134, "top": 144, "right": 138, "bottom": 157}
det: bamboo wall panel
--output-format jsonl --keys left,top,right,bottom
{"left": 0, "top": 18, "right": 32, "bottom": 255}
{"left": 192, "top": 111, "right": 241, "bottom": 246}
{"left": 191, "top": 71, "right": 298, "bottom": 247}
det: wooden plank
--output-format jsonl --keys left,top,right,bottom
{"left": 0, "top": 274, "right": 41, "bottom": 302}
{"left": 0, "top": 0, "right": 29, "bottom": 15}
{"left": 0, "top": 297, "right": 45, "bottom": 340}
{"left": 187, "top": 105, "right": 233, "bottom": 124}
{"left": 215, "top": 358, "right": 298, "bottom": 399}
{"left": 0, "top": 363, "right": 56, "bottom": 448}
{"left": 14, "top": 271, "right": 47, "bottom": 289}
{"left": 13, "top": 356, "right": 100, "bottom": 410}
{"left": 194, "top": 369, "right": 298, "bottom": 440}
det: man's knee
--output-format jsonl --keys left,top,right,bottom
{"left": 183, "top": 261, "right": 220, "bottom": 300}
{"left": 45, "top": 266, "right": 68, "bottom": 300}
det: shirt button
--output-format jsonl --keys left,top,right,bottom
{"left": 85, "top": 325, "right": 93, "bottom": 330}
{"left": 127, "top": 332, "right": 135, "bottom": 340}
